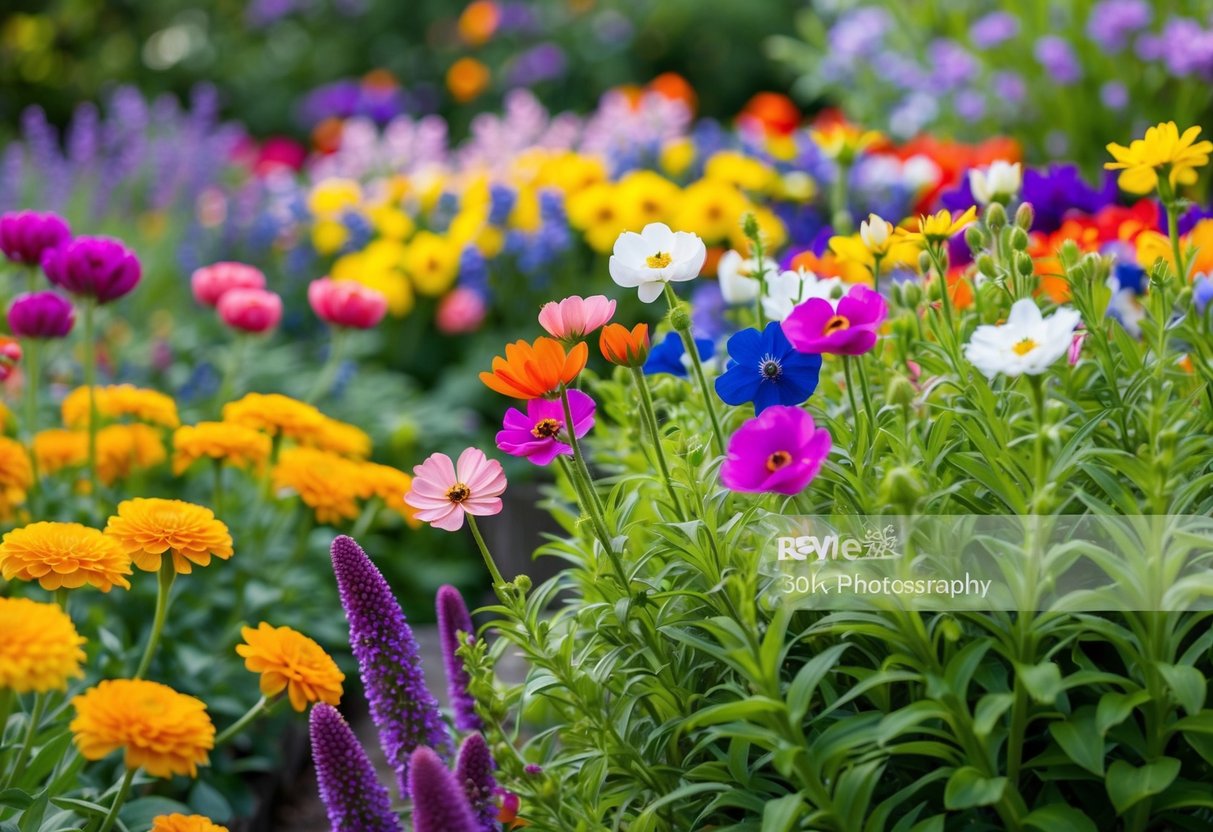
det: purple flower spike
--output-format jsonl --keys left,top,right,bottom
{"left": 436, "top": 584, "right": 482, "bottom": 731}
{"left": 455, "top": 733, "right": 498, "bottom": 832}
{"left": 41, "top": 235, "right": 141, "bottom": 304}
{"left": 331, "top": 535, "right": 453, "bottom": 798}
{"left": 7, "top": 291, "right": 75, "bottom": 339}
{"left": 0, "top": 211, "right": 71, "bottom": 266}
{"left": 309, "top": 704, "right": 403, "bottom": 832}
{"left": 409, "top": 746, "right": 481, "bottom": 832}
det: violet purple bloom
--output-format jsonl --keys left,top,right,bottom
{"left": 715, "top": 322, "right": 822, "bottom": 414}
{"left": 496, "top": 388, "right": 595, "bottom": 466}
{"left": 309, "top": 703, "right": 403, "bottom": 832}
{"left": 1087, "top": 0, "right": 1151, "bottom": 51}
{"left": 782, "top": 284, "right": 888, "bottom": 356}
{"left": 435, "top": 584, "right": 482, "bottom": 732}
{"left": 969, "top": 11, "right": 1019, "bottom": 48}
{"left": 7, "top": 291, "right": 75, "bottom": 339}
{"left": 331, "top": 535, "right": 453, "bottom": 798}
{"left": 0, "top": 211, "right": 71, "bottom": 266}
{"left": 720, "top": 405, "right": 831, "bottom": 495}
{"left": 409, "top": 746, "right": 481, "bottom": 832}
{"left": 1034, "top": 36, "right": 1083, "bottom": 84}
{"left": 41, "top": 235, "right": 141, "bottom": 304}
{"left": 455, "top": 733, "right": 499, "bottom": 832}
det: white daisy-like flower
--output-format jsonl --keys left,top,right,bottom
{"left": 716, "top": 249, "right": 779, "bottom": 305}
{"left": 762, "top": 268, "right": 845, "bottom": 322}
{"left": 969, "top": 160, "right": 1022, "bottom": 205}
{"left": 964, "top": 299, "right": 1082, "bottom": 378}
{"left": 608, "top": 222, "right": 706, "bottom": 303}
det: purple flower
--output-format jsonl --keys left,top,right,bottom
{"left": 435, "top": 585, "right": 481, "bottom": 732}
{"left": 720, "top": 405, "right": 831, "bottom": 495}
{"left": 928, "top": 39, "right": 977, "bottom": 91}
{"left": 1021, "top": 164, "right": 1118, "bottom": 233}
{"left": 455, "top": 734, "right": 498, "bottom": 832}
{"left": 782, "top": 284, "right": 888, "bottom": 356}
{"left": 1100, "top": 81, "right": 1129, "bottom": 110}
{"left": 0, "top": 211, "right": 71, "bottom": 266}
{"left": 409, "top": 746, "right": 480, "bottom": 832}
{"left": 309, "top": 704, "right": 403, "bottom": 832}
{"left": 495, "top": 389, "right": 595, "bottom": 466}
{"left": 1034, "top": 36, "right": 1082, "bottom": 84}
{"left": 41, "top": 236, "right": 140, "bottom": 304}
{"left": 991, "top": 71, "right": 1027, "bottom": 105}
{"left": 969, "top": 11, "right": 1019, "bottom": 48}
{"left": 1195, "top": 276, "right": 1213, "bottom": 314}
{"left": 331, "top": 535, "right": 453, "bottom": 798}
{"left": 7, "top": 291, "right": 75, "bottom": 339}
{"left": 1156, "top": 18, "right": 1213, "bottom": 78}
{"left": 1087, "top": 0, "right": 1151, "bottom": 51}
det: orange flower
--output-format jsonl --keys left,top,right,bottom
{"left": 458, "top": 0, "right": 500, "bottom": 45}
{"left": 447, "top": 57, "right": 490, "bottom": 103}
{"left": 104, "top": 498, "right": 233, "bottom": 575}
{"left": 236, "top": 622, "right": 345, "bottom": 711}
{"left": 599, "top": 323, "right": 650, "bottom": 367}
{"left": 480, "top": 337, "right": 588, "bottom": 399}
{"left": 150, "top": 815, "right": 229, "bottom": 832}
{"left": 0, "top": 522, "right": 132, "bottom": 592}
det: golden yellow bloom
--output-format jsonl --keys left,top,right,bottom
{"left": 811, "top": 123, "right": 883, "bottom": 164}
{"left": 272, "top": 447, "right": 362, "bottom": 524}
{"left": 105, "top": 498, "right": 233, "bottom": 575}
{"left": 829, "top": 214, "right": 919, "bottom": 275}
{"left": 311, "top": 220, "right": 349, "bottom": 256}
{"left": 304, "top": 416, "right": 372, "bottom": 459}
{"left": 97, "top": 424, "right": 166, "bottom": 485}
{"left": 705, "top": 150, "right": 776, "bottom": 193}
{"left": 354, "top": 461, "right": 419, "bottom": 526}
{"left": 34, "top": 429, "right": 87, "bottom": 476}
{"left": 150, "top": 815, "right": 229, "bottom": 832}
{"left": 0, "top": 522, "right": 131, "bottom": 592}
{"left": 71, "top": 679, "right": 214, "bottom": 778}
{"left": 236, "top": 622, "right": 345, "bottom": 712}
{"left": 62, "top": 385, "right": 180, "bottom": 429}
{"left": 615, "top": 170, "right": 681, "bottom": 228}
{"left": 536, "top": 151, "right": 608, "bottom": 195}
{"left": 659, "top": 138, "right": 695, "bottom": 178}
{"left": 0, "top": 436, "right": 33, "bottom": 519}
{"left": 671, "top": 178, "right": 748, "bottom": 243}
{"left": 0, "top": 597, "right": 86, "bottom": 692}
{"left": 222, "top": 393, "right": 325, "bottom": 442}
{"left": 901, "top": 206, "right": 979, "bottom": 248}
{"left": 567, "top": 182, "right": 631, "bottom": 253}
{"left": 1106, "top": 122, "right": 1213, "bottom": 196}
{"left": 308, "top": 178, "right": 362, "bottom": 217}
{"left": 172, "top": 422, "right": 272, "bottom": 475}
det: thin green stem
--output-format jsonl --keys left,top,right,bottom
{"left": 134, "top": 557, "right": 177, "bottom": 680}
{"left": 559, "top": 385, "right": 610, "bottom": 536}
{"left": 841, "top": 357, "right": 862, "bottom": 422}
{"left": 3, "top": 693, "right": 47, "bottom": 788}
{"left": 350, "top": 497, "right": 381, "bottom": 540}
{"left": 855, "top": 355, "right": 877, "bottom": 427}
{"left": 306, "top": 327, "right": 346, "bottom": 404}
{"left": 23, "top": 337, "right": 41, "bottom": 511}
{"left": 82, "top": 300, "right": 99, "bottom": 498}
{"left": 212, "top": 459, "right": 224, "bottom": 517}
{"left": 664, "top": 284, "right": 725, "bottom": 455}
{"left": 95, "top": 767, "right": 137, "bottom": 832}
{"left": 466, "top": 515, "right": 506, "bottom": 589}
{"left": 0, "top": 688, "right": 13, "bottom": 748}
{"left": 631, "top": 367, "right": 685, "bottom": 520}
{"left": 214, "top": 695, "right": 271, "bottom": 747}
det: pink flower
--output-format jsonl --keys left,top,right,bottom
{"left": 218, "top": 287, "right": 283, "bottom": 334}
{"left": 496, "top": 389, "right": 595, "bottom": 465}
{"left": 538, "top": 295, "right": 616, "bottom": 341}
{"left": 436, "top": 288, "right": 487, "bottom": 334}
{"left": 782, "top": 284, "right": 888, "bottom": 356}
{"left": 1068, "top": 329, "right": 1086, "bottom": 366}
{"left": 405, "top": 448, "right": 507, "bottom": 532}
{"left": 191, "top": 261, "right": 266, "bottom": 307}
{"left": 308, "top": 277, "right": 388, "bottom": 329}
{"left": 720, "top": 405, "right": 831, "bottom": 495}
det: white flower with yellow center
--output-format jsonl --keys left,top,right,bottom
{"left": 609, "top": 222, "right": 707, "bottom": 303}
{"left": 969, "top": 161, "right": 1022, "bottom": 205}
{"left": 965, "top": 299, "right": 1082, "bottom": 378}
{"left": 716, "top": 249, "right": 779, "bottom": 305}
{"left": 762, "top": 268, "right": 844, "bottom": 321}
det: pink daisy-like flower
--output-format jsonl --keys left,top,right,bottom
{"left": 496, "top": 389, "right": 595, "bottom": 466}
{"left": 404, "top": 448, "right": 507, "bottom": 532}
{"left": 720, "top": 405, "right": 831, "bottom": 495}
{"left": 782, "top": 284, "right": 888, "bottom": 356}
{"left": 538, "top": 295, "right": 616, "bottom": 342}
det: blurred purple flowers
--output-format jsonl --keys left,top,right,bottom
{"left": 7, "top": 291, "right": 75, "bottom": 339}
{"left": 309, "top": 703, "right": 403, "bottom": 832}
{"left": 435, "top": 584, "right": 482, "bottom": 732}
{"left": 0, "top": 211, "right": 71, "bottom": 265}
{"left": 42, "top": 236, "right": 141, "bottom": 304}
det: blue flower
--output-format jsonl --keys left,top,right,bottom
{"left": 714, "top": 322, "right": 822, "bottom": 413}
{"left": 1195, "top": 276, "right": 1213, "bottom": 314}
{"left": 644, "top": 331, "right": 715, "bottom": 377}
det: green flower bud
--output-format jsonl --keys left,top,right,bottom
{"left": 742, "top": 211, "right": 760, "bottom": 241}
{"left": 901, "top": 280, "right": 923, "bottom": 307}
{"left": 887, "top": 374, "right": 916, "bottom": 406}
{"left": 1015, "top": 201, "right": 1035, "bottom": 231}
{"left": 985, "top": 201, "right": 1007, "bottom": 230}
{"left": 918, "top": 250, "right": 933, "bottom": 273}
{"left": 1009, "top": 226, "right": 1029, "bottom": 251}
{"left": 669, "top": 304, "right": 691, "bottom": 332}
{"left": 964, "top": 224, "right": 986, "bottom": 252}
{"left": 1016, "top": 251, "right": 1035, "bottom": 276}
{"left": 976, "top": 254, "right": 997, "bottom": 277}
{"left": 514, "top": 574, "right": 532, "bottom": 593}
{"left": 878, "top": 466, "right": 925, "bottom": 511}
{"left": 940, "top": 616, "right": 962, "bottom": 642}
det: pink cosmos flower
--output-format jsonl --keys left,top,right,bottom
{"left": 191, "top": 261, "right": 266, "bottom": 307}
{"left": 405, "top": 448, "right": 507, "bottom": 532}
{"left": 308, "top": 277, "right": 388, "bottom": 329}
{"left": 496, "top": 389, "right": 595, "bottom": 465}
{"left": 782, "top": 284, "right": 888, "bottom": 356}
{"left": 436, "top": 288, "right": 487, "bottom": 334}
{"left": 1068, "top": 329, "right": 1086, "bottom": 366}
{"left": 218, "top": 287, "right": 283, "bottom": 334}
{"left": 720, "top": 405, "right": 831, "bottom": 495}
{"left": 538, "top": 295, "right": 616, "bottom": 341}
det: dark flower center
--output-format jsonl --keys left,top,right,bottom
{"left": 823, "top": 314, "right": 851, "bottom": 335}
{"left": 531, "top": 418, "right": 562, "bottom": 439}
{"left": 766, "top": 451, "right": 792, "bottom": 471}
{"left": 759, "top": 353, "right": 782, "bottom": 380}
{"left": 446, "top": 482, "right": 471, "bottom": 503}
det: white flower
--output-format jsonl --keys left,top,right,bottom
{"left": 969, "top": 161, "right": 1022, "bottom": 205}
{"left": 609, "top": 222, "right": 707, "bottom": 303}
{"left": 716, "top": 249, "right": 779, "bottom": 305}
{"left": 762, "top": 268, "right": 845, "bottom": 322}
{"left": 964, "top": 299, "right": 1082, "bottom": 378}
{"left": 859, "top": 214, "right": 893, "bottom": 250}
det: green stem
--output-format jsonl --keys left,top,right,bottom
{"left": 1026, "top": 375, "right": 1047, "bottom": 511}
{"left": 95, "top": 767, "right": 137, "bottom": 832}
{"left": 23, "top": 337, "right": 41, "bottom": 511}
{"left": 350, "top": 497, "right": 381, "bottom": 539}
{"left": 0, "top": 688, "right": 13, "bottom": 747}
{"left": 306, "top": 327, "right": 346, "bottom": 404}
{"left": 631, "top": 367, "right": 685, "bottom": 520}
{"left": 466, "top": 515, "right": 506, "bottom": 589}
{"left": 559, "top": 385, "right": 610, "bottom": 536}
{"left": 855, "top": 355, "right": 877, "bottom": 427}
{"left": 664, "top": 284, "right": 726, "bottom": 455}
{"left": 214, "top": 695, "right": 271, "bottom": 747}
{"left": 212, "top": 460, "right": 224, "bottom": 517}
{"left": 3, "top": 693, "right": 47, "bottom": 788}
{"left": 134, "top": 557, "right": 177, "bottom": 680}
{"left": 841, "top": 357, "right": 862, "bottom": 422}
{"left": 1161, "top": 183, "right": 1187, "bottom": 283}
{"left": 82, "top": 300, "right": 99, "bottom": 499}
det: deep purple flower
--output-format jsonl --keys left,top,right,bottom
{"left": 720, "top": 405, "right": 831, "bottom": 495}
{"left": 969, "top": 11, "right": 1019, "bottom": 48}
{"left": 496, "top": 389, "right": 595, "bottom": 465}
{"left": 409, "top": 746, "right": 480, "bottom": 832}
{"left": 41, "top": 236, "right": 140, "bottom": 304}
{"left": 435, "top": 585, "right": 481, "bottom": 732}
{"left": 0, "top": 211, "right": 71, "bottom": 266}
{"left": 455, "top": 734, "right": 498, "bottom": 832}
{"left": 715, "top": 322, "right": 822, "bottom": 414}
{"left": 1020, "top": 164, "right": 1118, "bottom": 233}
{"left": 7, "top": 291, "right": 75, "bottom": 339}
{"left": 331, "top": 535, "right": 452, "bottom": 798}
{"left": 782, "top": 284, "right": 888, "bottom": 356}
{"left": 1034, "top": 36, "right": 1082, "bottom": 84}
{"left": 1086, "top": 0, "right": 1151, "bottom": 51}
{"left": 309, "top": 704, "right": 403, "bottom": 832}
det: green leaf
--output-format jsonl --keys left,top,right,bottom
{"left": 1096, "top": 690, "right": 1150, "bottom": 735}
{"left": 1106, "top": 758, "right": 1181, "bottom": 814}
{"left": 786, "top": 643, "right": 849, "bottom": 723}
{"left": 1023, "top": 804, "right": 1099, "bottom": 832}
{"left": 1156, "top": 663, "right": 1207, "bottom": 715}
{"left": 1048, "top": 709, "right": 1105, "bottom": 776}
{"left": 0, "top": 790, "right": 33, "bottom": 811}
{"left": 943, "top": 766, "right": 1006, "bottom": 810}
{"left": 973, "top": 693, "right": 1013, "bottom": 737}
{"left": 761, "top": 793, "right": 804, "bottom": 832}
{"left": 49, "top": 797, "right": 109, "bottom": 818}
{"left": 1016, "top": 662, "right": 1063, "bottom": 705}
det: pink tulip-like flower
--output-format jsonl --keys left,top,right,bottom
{"left": 309, "top": 277, "right": 388, "bottom": 329}
{"left": 720, "top": 405, "right": 831, "bottom": 495}
{"left": 496, "top": 389, "right": 595, "bottom": 465}
{"left": 218, "top": 287, "right": 283, "bottom": 334}
{"left": 405, "top": 448, "right": 507, "bottom": 532}
{"left": 436, "top": 288, "right": 487, "bottom": 334}
{"left": 0, "top": 211, "right": 71, "bottom": 266}
{"left": 538, "top": 295, "right": 616, "bottom": 341}
{"left": 191, "top": 261, "right": 266, "bottom": 307}
{"left": 782, "top": 284, "right": 888, "bottom": 356}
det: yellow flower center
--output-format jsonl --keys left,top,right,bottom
{"left": 823, "top": 314, "right": 851, "bottom": 335}
{"left": 446, "top": 482, "right": 471, "bottom": 503}
{"left": 646, "top": 251, "right": 673, "bottom": 269}
{"left": 766, "top": 450, "right": 792, "bottom": 472}
{"left": 1012, "top": 338, "right": 1038, "bottom": 356}
{"left": 531, "top": 418, "right": 561, "bottom": 439}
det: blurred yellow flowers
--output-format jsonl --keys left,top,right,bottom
{"left": 172, "top": 421, "right": 273, "bottom": 475}
{"left": 0, "top": 597, "right": 86, "bottom": 692}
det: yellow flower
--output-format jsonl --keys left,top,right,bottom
{"left": 151, "top": 815, "right": 229, "bottom": 832}
{"left": 354, "top": 461, "right": 419, "bottom": 526}
{"left": 272, "top": 447, "right": 363, "bottom": 524}
{"left": 536, "top": 151, "right": 608, "bottom": 195}
{"left": 0, "top": 522, "right": 131, "bottom": 592}
{"left": 0, "top": 597, "right": 86, "bottom": 692}
{"left": 506, "top": 188, "right": 541, "bottom": 232}
{"left": 222, "top": 393, "right": 325, "bottom": 442}
{"left": 105, "top": 498, "right": 233, "bottom": 575}
{"left": 62, "top": 385, "right": 180, "bottom": 429}
{"left": 311, "top": 220, "right": 349, "bottom": 256}
{"left": 0, "top": 436, "right": 33, "bottom": 519}
{"left": 236, "top": 622, "right": 345, "bottom": 712}
{"left": 33, "top": 429, "right": 87, "bottom": 476}
{"left": 671, "top": 178, "right": 748, "bottom": 243}
{"left": 71, "top": 679, "right": 214, "bottom": 778}
{"left": 811, "top": 123, "right": 883, "bottom": 164}
{"left": 404, "top": 231, "right": 460, "bottom": 297}
{"left": 829, "top": 214, "right": 919, "bottom": 275}
{"left": 616, "top": 170, "right": 681, "bottom": 228}
{"left": 659, "top": 138, "right": 695, "bottom": 178}
{"left": 567, "top": 182, "right": 633, "bottom": 253}
{"left": 97, "top": 424, "right": 167, "bottom": 485}
{"left": 368, "top": 203, "right": 414, "bottom": 240}
{"left": 172, "top": 422, "right": 272, "bottom": 475}
{"left": 0, "top": 401, "right": 10, "bottom": 431}
{"left": 304, "top": 416, "right": 372, "bottom": 459}
{"left": 901, "top": 206, "right": 979, "bottom": 248}
{"left": 308, "top": 178, "right": 363, "bottom": 217}
{"left": 705, "top": 150, "right": 776, "bottom": 193}
{"left": 1106, "top": 122, "right": 1213, "bottom": 196}
{"left": 728, "top": 204, "right": 788, "bottom": 254}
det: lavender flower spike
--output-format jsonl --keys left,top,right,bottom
{"left": 331, "top": 535, "right": 453, "bottom": 797}
{"left": 455, "top": 733, "right": 499, "bottom": 832}
{"left": 309, "top": 704, "right": 403, "bottom": 832}
{"left": 436, "top": 584, "right": 483, "bottom": 731}
{"left": 410, "top": 746, "right": 481, "bottom": 832}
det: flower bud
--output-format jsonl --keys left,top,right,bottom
{"left": 976, "top": 254, "right": 997, "bottom": 277}
{"left": 669, "top": 304, "right": 691, "bottom": 332}
{"left": 918, "top": 251, "right": 933, "bottom": 273}
{"left": 1009, "top": 226, "right": 1030, "bottom": 251}
{"left": 900, "top": 280, "right": 923, "bottom": 307}
{"left": 1015, "top": 202, "right": 1035, "bottom": 231}
{"left": 984, "top": 202, "right": 1007, "bottom": 230}
{"left": 742, "top": 212, "right": 760, "bottom": 241}
{"left": 886, "top": 374, "right": 916, "bottom": 407}
{"left": 964, "top": 224, "right": 986, "bottom": 252}
{"left": 1016, "top": 251, "right": 1035, "bottom": 276}
{"left": 878, "top": 466, "right": 925, "bottom": 511}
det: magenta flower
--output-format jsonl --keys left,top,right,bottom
{"left": 309, "top": 277, "right": 388, "bottom": 329}
{"left": 720, "top": 405, "right": 831, "bottom": 495}
{"left": 538, "top": 294, "right": 616, "bottom": 341}
{"left": 0, "top": 211, "right": 71, "bottom": 266}
{"left": 41, "top": 236, "right": 140, "bottom": 304}
{"left": 409, "top": 746, "right": 480, "bottom": 832}
{"left": 435, "top": 584, "right": 481, "bottom": 732}
{"left": 7, "top": 291, "right": 75, "bottom": 339}
{"left": 405, "top": 448, "right": 507, "bottom": 532}
{"left": 495, "top": 389, "right": 594, "bottom": 466}
{"left": 218, "top": 287, "right": 283, "bottom": 334}
{"left": 782, "top": 284, "right": 887, "bottom": 356}
{"left": 191, "top": 261, "right": 266, "bottom": 307}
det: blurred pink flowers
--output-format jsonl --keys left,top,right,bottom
{"left": 192, "top": 261, "right": 267, "bottom": 307}
{"left": 405, "top": 448, "right": 507, "bottom": 532}
{"left": 218, "top": 288, "right": 283, "bottom": 334}
{"left": 538, "top": 294, "right": 616, "bottom": 341}
{"left": 41, "top": 236, "right": 140, "bottom": 304}
{"left": 0, "top": 336, "right": 20, "bottom": 382}
{"left": 309, "top": 277, "right": 388, "bottom": 329}
{"left": 720, "top": 405, "right": 831, "bottom": 495}
{"left": 436, "top": 288, "right": 487, "bottom": 334}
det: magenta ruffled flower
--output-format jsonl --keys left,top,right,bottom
{"left": 720, "top": 405, "right": 831, "bottom": 495}
{"left": 538, "top": 294, "right": 616, "bottom": 341}
{"left": 7, "top": 291, "right": 75, "bottom": 339}
{"left": 41, "top": 235, "right": 141, "bottom": 304}
{"left": 309, "top": 703, "right": 403, "bottom": 832}
{"left": 409, "top": 746, "right": 481, "bottom": 832}
{"left": 436, "top": 585, "right": 481, "bottom": 732}
{"left": 782, "top": 284, "right": 887, "bottom": 356}
{"left": 0, "top": 211, "right": 70, "bottom": 266}
{"left": 495, "top": 389, "right": 594, "bottom": 466}
{"left": 455, "top": 733, "right": 498, "bottom": 832}
{"left": 405, "top": 448, "right": 507, "bottom": 532}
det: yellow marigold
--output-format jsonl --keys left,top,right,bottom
{"left": 34, "top": 429, "right": 87, "bottom": 476}
{"left": 304, "top": 416, "right": 372, "bottom": 459}
{"left": 97, "top": 423, "right": 166, "bottom": 485}
{"left": 104, "top": 498, "right": 233, "bottom": 575}
{"left": 151, "top": 815, "right": 229, "bottom": 832}
{"left": 222, "top": 393, "right": 324, "bottom": 442}
{"left": 271, "top": 447, "right": 362, "bottom": 524}
{"left": 62, "top": 384, "right": 180, "bottom": 429}
{"left": 0, "top": 597, "right": 86, "bottom": 692}
{"left": 0, "top": 522, "right": 132, "bottom": 592}
{"left": 355, "top": 461, "right": 419, "bottom": 526}
{"left": 70, "top": 679, "right": 214, "bottom": 778}
{"left": 172, "top": 421, "right": 273, "bottom": 475}
{"left": 0, "top": 436, "right": 33, "bottom": 518}
{"left": 1106, "top": 122, "right": 1213, "bottom": 196}
{"left": 235, "top": 622, "right": 345, "bottom": 712}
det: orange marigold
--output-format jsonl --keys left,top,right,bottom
{"left": 235, "top": 622, "right": 345, "bottom": 712}
{"left": 222, "top": 392, "right": 325, "bottom": 442}
{"left": 480, "top": 336, "right": 588, "bottom": 399}
{"left": 304, "top": 416, "right": 373, "bottom": 459}
{"left": 71, "top": 679, "right": 214, "bottom": 778}
{"left": 97, "top": 423, "right": 167, "bottom": 485}
{"left": 0, "top": 597, "right": 87, "bottom": 692}
{"left": 0, "top": 436, "right": 33, "bottom": 519}
{"left": 0, "top": 522, "right": 132, "bottom": 592}
{"left": 62, "top": 384, "right": 180, "bottom": 429}
{"left": 354, "top": 461, "right": 419, "bottom": 526}
{"left": 151, "top": 815, "right": 229, "bottom": 832}
{"left": 271, "top": 447, "right": 362, "bottom": 524}
{"left": 33, "top": 429, "right": 88, "bottom": 476}
{"left": 172, "top": 421, "right": 273, "bottom": 475}
{"left": 104, "top": 498, "right": 233, "bottom": 575}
